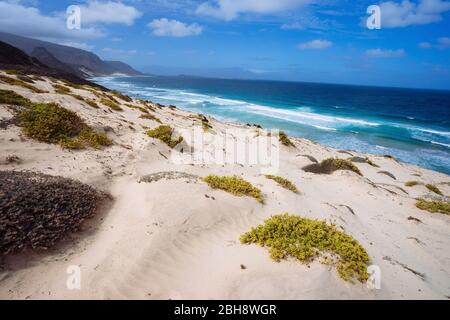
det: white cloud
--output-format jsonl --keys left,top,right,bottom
{"left": 148, "top": 18, "right": 203, "bottom": 37}
{"left": 419, "top": 41, "right": 432, "bottom": 48}
{"left": 378, "top": 0, "right": 450, "bottom": 28}
{"left": 298, "top": 39, "right": 332, "bottom": 49}
{"left": 0, "top": 1, "right": 104, "bottom": 40}
{"left": 196, "top": 0, "right": 311, "bottom": 21}
{"left": 79, "top": 1, "right": 142, "bottom": 26}
{"left": 365, "top": 48, "right": 406, "bottom": 57}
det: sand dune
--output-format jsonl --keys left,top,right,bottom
{"left": 0, "top": 71, "right": 449, "bottom": 299}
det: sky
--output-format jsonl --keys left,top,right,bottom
{"left": 0, "top": 0, "right": 449, "bottom": 90}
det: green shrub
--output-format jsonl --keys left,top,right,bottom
{"left": 101, "top": 98, "right": 123, "bottom": 111}
{"left": 84, "top": 99, "right": 99, "bottom": 109}
{"left": 19, "top": 103, "right": 111, "bottom": 149}
{"left": 0, "top": 89, "right": 32, "bottom": 106}
{"left": 303, "top": 158, "right": 362, "bottom": 176}
{"left": 146, "top": 125, "right": 183, "bottom": 148}
{"left": 416, "top": 199, "right": 449, "bottom": 215}
{"left": 112, "top": 91, "right": 132, "bottom": 102}
{"left": 126, "top": 104, "right": 149, "bottom": 114}
{"left": 425, "top": 184, "right": 443, "bottom": 195}
{"left": 53, "top": 84, "right": 71, "bottom": 94}
{"left": 405, "top": 181, "right": 420, "bottom": 187}
{"left": 265, "top": 175, "right": 298, "bottom": 193}
{"left": 140, "top": 114, "right": 161, "bottom": 123}
{"left": 279, "top": 131, "right": 294, "bottom": 147}
{"left": 0, "top": 75, "right": 46, "bottom": 93}
{"left": 240, "top": 213, "right": 370, "bottom": 282}
{"left": 203, "top": 175, "right": 263, "bottom": 203}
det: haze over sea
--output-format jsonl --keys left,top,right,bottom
{"left": 94, "top": 76, "right": 450, "bottom": 175}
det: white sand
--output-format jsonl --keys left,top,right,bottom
{"left": 0, "top": 72, "right": 449, "bottom": 299}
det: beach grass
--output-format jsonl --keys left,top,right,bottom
{"left": 203, "top": 175, "right": 263, "bottom": 203}
{"left": 240, "top": 213, "right": 370, "bottom": 282}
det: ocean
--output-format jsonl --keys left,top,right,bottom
{"left": 93, "top": 76, "right": 450, "bottom": 175}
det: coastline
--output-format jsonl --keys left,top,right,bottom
{"left": 92, "top": 76, "right": 450, "bottom": 176}
{"left": 1, "top": 71, "right": 450, "bottom": 299}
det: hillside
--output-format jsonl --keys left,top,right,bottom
{"left": 0, "top": 32, "right": 142, "bottom": 77}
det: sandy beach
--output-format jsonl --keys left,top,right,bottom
{"left": 1, "top": 71, "right": 449, "bottom": 300}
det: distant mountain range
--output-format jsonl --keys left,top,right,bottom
{"left": 0, "top": 32, "right": 142, "bottom": 77}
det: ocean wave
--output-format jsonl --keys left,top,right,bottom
{"left": 246, "top": 104, "right": 379, "bottom": 127}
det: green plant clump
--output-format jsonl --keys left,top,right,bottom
{"left": 279, "top": 131, "right": 295, "bottom": 147}
{"left": 240, "top": 213, "right": 370, "bottom": 282}
{"left": 140, "top": 114, "right": 162, "bottom": 123}
{"left": 265, "top": 175, "right": 298, "bottom": 193}
{"left": 0, "top": 75, "right": 46, "bottom": 93}
{"left": 425, "top": 184, "right": 443, "bottom": 195}
{"left": 112, "top": 91, "right": 133, "bottom": 102}
{"left": 0, "top": 89, "right": 32, "bottom": 106}
{"left": 405, "top": 181, "right": 420, "bottom": 187}
{"left": 416, "top": 199, "right": 450, "bottom": 215}
{"left": 203, "top": 175, "right": 263, "bottom": 203}
{"left": 303, "top": 158, "right": 362, "bottom": 176}
{"left": 101, "top": 98, "right": 123, "bottom": 111}
{"left": 146, "top": 125, "right": 183, "bottom": 148}
{"left": 53, "top": 84, "right": 71, "bottom": 94}
{"left": 19, "top": 103, "right": 112, "bottom": 149}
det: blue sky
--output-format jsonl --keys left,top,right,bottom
{"left": 0, "top": 0, "right": 450, "bottom": 90}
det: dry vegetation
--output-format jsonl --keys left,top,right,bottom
{"left": 0, "top": 171, "right": 110, "bottom": 255}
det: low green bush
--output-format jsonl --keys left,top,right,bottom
{"left": 416, "top": 199, "right": 449, "bottom": 215}
{"left": 203, "top": 175, "right": 263, "bottom": 203}
{"left": 19, "top": 103, "right": 112, "bottom": 149}
{"left": 101, "top": 98, "right": 123, "bottom": 111}
{"left": 405, "top": 181, "right": 420, "bottom": 187}
{"left": 0, "top": 75, "right": 46, "bottom": 93}
{"left": 0, "top": 89, "right": 32, "bottom": 106}
{"left": 303, "top": 158, "right": 362, "bottom": 176}
{"left": 140, "top": 114, "right": 161, "bottom": 123}
{"left": 146, "top": 125, "right": 183, "bottom": 148}
{"left": 279, "top": 131, "right": 294, "bottom": 147}
{"left": 425, "top": 184, "right": 443, "bottom": 195}
{"left": 265, "top": 175, "right": 298, "bottom": 193}
{"left": 240, "top": 213, "right": 370, "bottom": 282}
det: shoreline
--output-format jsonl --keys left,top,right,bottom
{"left": 92, "top": 76, "right": 450, "bottom": 176}
{"left": 1, "top": 70, "right": 449, "bottom": 299}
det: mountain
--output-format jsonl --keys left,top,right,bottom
{"left": 0, "top": 41, "right": 44, "bottom": 67}
{"left": 30, "top": 47, "right": 82, "bottom": 76}
{"left": 0, "top": 32, "right": 142, "bottom": 77}
{"left": 0, "top": 40, "right": 106, "bottom": 89}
